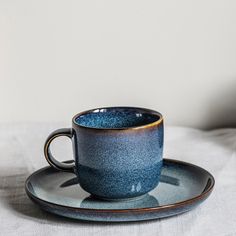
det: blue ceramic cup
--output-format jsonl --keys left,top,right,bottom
{"left": 44, "top": 107, "right": 164, "bottom": 200}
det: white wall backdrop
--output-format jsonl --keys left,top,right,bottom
{"left": 1, "top": 0, "right": 236, "bottom": 129}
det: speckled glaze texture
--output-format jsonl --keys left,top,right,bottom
{"left": 25, "top": 159, "right": 215, "bottom": 222}
{"left": 44, "top": 107, "right": 163, "bottom": 200}
{"left": 72, "top": 107, "right": 164, "bottom": 199}
{"left": 75, "top": 108, "right": 159, "bottom": 129}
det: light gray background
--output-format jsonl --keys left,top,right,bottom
{"left": 1, "top": 0, "right": 236, "bottom": 129}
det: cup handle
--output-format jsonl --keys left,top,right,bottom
{"left": 44, "top": 128, "right": 75, "bottom": 173}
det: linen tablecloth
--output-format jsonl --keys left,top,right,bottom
{"left": 0, "top": 123, "right": 235, "bottom": 236}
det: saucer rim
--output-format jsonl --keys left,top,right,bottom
{"left": 25, "top": 158, "right": 215, "bottom": 214}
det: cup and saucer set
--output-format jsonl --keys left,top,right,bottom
{"left": 25, "top": 107, "right": 215, "bottom": 222}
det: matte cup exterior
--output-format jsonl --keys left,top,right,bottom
{"left": 44, "top": 107, "right": 164, "bottom": 200}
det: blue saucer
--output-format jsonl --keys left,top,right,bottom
{"left": 25, "top": 159, "right": 214, "bottom": 222}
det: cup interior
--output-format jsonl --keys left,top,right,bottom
{"left": 74, "top": 107, "right": 161, "bottom": 129}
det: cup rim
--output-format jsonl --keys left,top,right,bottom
{"left": 72, "top": 106, "right": 163, "bottom": 131}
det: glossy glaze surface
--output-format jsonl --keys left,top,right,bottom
{"left": 72, "top": 107, "right": 164, "bottom": 199}
{"left": 75, "top": 107, "right": 159, "bottom": 129}
{"left": 25, "top": 159, "right": 215, "bottom": 222}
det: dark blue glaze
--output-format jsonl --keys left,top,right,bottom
{"left": 73, "top": 107, "right": 163, "bottom": 199}
{"left": 44, "top": 107, "right": 164, "bottom": 200}
{"left": 75, "top": 107, "right": 159, "bottom": 129}
{"left": 77, "top": 161, "right": 162, "bottom": 199}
